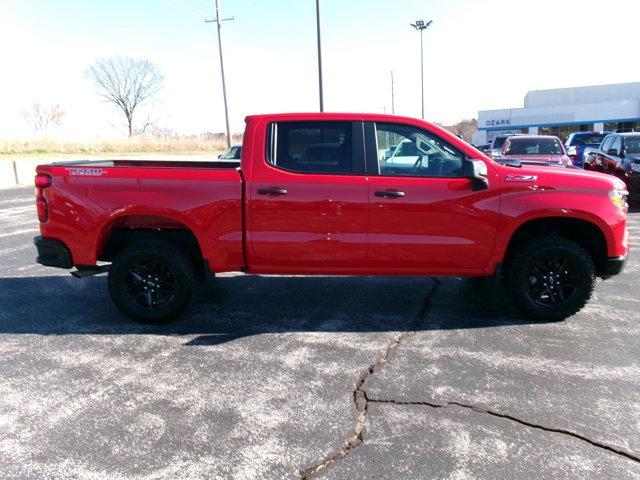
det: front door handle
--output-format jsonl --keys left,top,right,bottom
{"left": 375, "top": 190, "right": 405, "bottom": 198}
{"left": 257, "top": 188, "right": 288, "bottom": 195}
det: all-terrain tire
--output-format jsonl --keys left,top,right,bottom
{"left": 504, "top": 236, "right": 596, "bottom": 321}
{"left": 108, "top": 240, "right": 196, "bottom": 323}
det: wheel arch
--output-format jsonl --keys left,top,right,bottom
{"left": 500, "top": 215, "right": 609, "bottom": 276}
{"left": 96, "top": 212, "right": 206, "bottom": 271}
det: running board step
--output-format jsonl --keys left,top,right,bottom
{"left": 71, "top": 265, "right": 110, "bottom": 278}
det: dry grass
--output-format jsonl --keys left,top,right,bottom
{"left": 0, "top": 134, "right": 244, "bottom": 156}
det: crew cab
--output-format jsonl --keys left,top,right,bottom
{"left": 33, "top": 113, "right": 629, "bottom": 323}
{"left": 586, "top": 132, "right": 640, "bottom": 194}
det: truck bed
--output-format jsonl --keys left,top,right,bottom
{"left": 36, "top": 159, "right": 245, "bottom": 272}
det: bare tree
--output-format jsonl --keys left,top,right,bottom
{"left": 85, "top": 56, "right": 163, "bottom": 137}
{"left": 22, "top": 102, "right": 65, "bottom": 135}
{"left": 454, "top": 118, "right": 478, "bottom": 143}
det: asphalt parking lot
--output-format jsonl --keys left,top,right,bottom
{"left": 1, "top": 186, "right": 639, "bottom": 479}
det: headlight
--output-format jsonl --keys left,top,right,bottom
{"left": 610, "top": 189, "right": 629, "bottom": 210}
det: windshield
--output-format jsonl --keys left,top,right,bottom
{"left": 625, "top": 136, "right": 640, "bottom": 154}
{"left": 493, "top": 136, "right": 508, "bottom": 149}
{"left": 571, "top": 134, "right": 606, "bottom": 146}
{"left": 505, "top": 138, "right": 564, "bottom": 155}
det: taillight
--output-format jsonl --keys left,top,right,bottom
{"left": 36, "top": 197, "right": 48, "bottom": 222}
{"left": 35, "top": 174, "right": 51, "bottom": 188}
{"left": 35, "top": 173, "right": 52, "bottom": 222}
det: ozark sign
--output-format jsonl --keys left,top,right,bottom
{"left": 485, "top": 119, "right": 511, "bottom": 127}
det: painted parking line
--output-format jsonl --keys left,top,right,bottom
{"left": 0, "top": 228, "right": 40, "bottom": 239}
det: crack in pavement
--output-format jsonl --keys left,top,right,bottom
{"left": 298, "top": 278, "right": 441, "bottom": 480}
{"left": 366, "top": 398, "right": 640, "bottom": 465}
{"left": 298, "top": 275, "right": 639, "bottom": 478}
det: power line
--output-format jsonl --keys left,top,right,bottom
{"left": 235, "top": 0, "right": 263, "bottom": 16}
{"left": 159, "top": 0, "right": 208, "bottom": 18}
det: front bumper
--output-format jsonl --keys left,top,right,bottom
{"left": 602, "top": 255, "right": 627, "bottom": 277}
{"left": 34, "top": 236, "right": 73, "bottom": 269}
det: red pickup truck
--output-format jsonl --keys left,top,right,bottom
{"left": 33, "top": 113, "right": 629, "bottom": 323}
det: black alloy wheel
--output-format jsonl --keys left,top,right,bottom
{"left": 108, "top": 240, "right": 196, "bottom": 323}
{"left": 125, "top": 260, "right": 177, "bottom": 310}
{"left": 526, "top": 256, "right": 581, "bottom": 307}
{"left": 504, "top": 236, "right": 596, "bottom": 321}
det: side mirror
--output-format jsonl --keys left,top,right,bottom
{"left": 607, "top": 148, "right": 619, "bottom": 156}
{"left": 464, "top": 159, "right": 489, "bottom": 191}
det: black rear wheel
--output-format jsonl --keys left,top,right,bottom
{"left": 504, "top": 236, "right": 596, "bottom": 321}
{"left": 108, "top": 240, "right": 196, "bottom": 323}
{"left": 125, "top": 259, "right": 177, "bottom": 310}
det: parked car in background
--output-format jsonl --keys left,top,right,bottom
{"left": 488, "top": 133, "right": 520, "bottom": 159}
{"left": 474, "top": 143, "right": 490, "bottom": 155}
{"left": 582, "top": 146, "right": 600, "bottom": 170}
{"left": 587, "top": 132, "right": 640, "bottom": 193}
{"left": 564, "top": 131, "right": 610, "bottom": 167}
{"left": 219, "top": 144, "right": 242, "bottom": 160}
{"left": 498, "top": 135, "right": 572, "bottom": 167}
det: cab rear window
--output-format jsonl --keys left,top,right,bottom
{"left": 267, "top": 121, "right": 354, "bottom": 174}
{"left": 571, "top": 134, "right": 606, "bottom": 146}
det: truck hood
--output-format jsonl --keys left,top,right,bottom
{"left": 498, "top": 163, "right": 627, "bottom": 192}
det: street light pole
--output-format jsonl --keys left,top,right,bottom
{"left": 410, "top": 20, "right": 432, "bottom": 119}
{"left": 206, "top": 0, "right": 234, "bottom": 148}
{"left": 390, "top": 70, "right": 395, "bottom": 115}
{"left": 315, "top": 0, "right": 324, "bottom": 112}
{"left": 419, "top": 28, "right": 424, "bottom": 119}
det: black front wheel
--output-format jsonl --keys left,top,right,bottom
{"left": 108, "top": 240, "right": 196, "bottom": 323}
{"left": 504, "top": 236, "right": 596, "bottom": 321}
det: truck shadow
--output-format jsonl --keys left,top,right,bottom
{"left": 0, "top": 274, "right": 541, "bottom": 345}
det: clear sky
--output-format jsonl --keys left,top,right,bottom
{"left": 1, "top": 0, "right": 639, "bottom": 138}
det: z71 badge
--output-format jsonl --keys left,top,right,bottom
{"left": 66, "top": 167, "right": 104, "bottom": 176}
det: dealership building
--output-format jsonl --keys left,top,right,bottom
{"left": 473, "top": 82, "right": 640, "bottom": 145}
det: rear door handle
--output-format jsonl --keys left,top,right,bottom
{"left": 374, "top": 190, "right": 405, "bottom": 198}
{"left": 257, "top": 188, "right": 288, "bottom": 195}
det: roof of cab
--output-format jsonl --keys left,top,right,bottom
{"left": 244, "top": 112, "right": 433, "bottom": 124}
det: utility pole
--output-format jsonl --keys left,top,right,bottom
{"left": 390, "top": 70, "right": 395, "bottom": 115}
{"left": 410, "top": 20, "right": 432, "bottom": 119}
{"left": 315, "top": 0, "right": 324, "bottom": 112}
{"left": 206, "top": 0, "right": 234, "bottom": 148}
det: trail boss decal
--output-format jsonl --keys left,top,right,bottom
{"left": 66, "top": 168, "right": 104, "bottom": 176}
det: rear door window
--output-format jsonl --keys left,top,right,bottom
{"left": 268, "top": 121, "right": 360, "bottom": 174}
